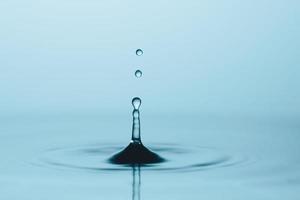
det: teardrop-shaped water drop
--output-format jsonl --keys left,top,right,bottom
{"left": 136, "top": 49, "right": 143, "bottom": 56}
{"left": 132, "top": 97, "right": 141, "bottom": 110}
{"left": 135, "top": 70, "right": 142, "bottom": 78}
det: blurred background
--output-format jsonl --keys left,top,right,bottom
{"left": 0, "top": 0, "right": 299, "bottom": 119}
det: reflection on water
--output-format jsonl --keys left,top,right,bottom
{"left": 132, "top": 165, "right": 141, "bottom": 200}
{"left": 1, "top": 115, "right": 300, "bottom": 199}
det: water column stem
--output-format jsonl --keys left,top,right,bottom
{"left": 131, "top": 97, "right": 142, "bottom": 143}
{"left": 132, "top": 109, "right": 141, "bottom": 143}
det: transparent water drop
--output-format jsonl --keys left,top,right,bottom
{"left": 135, "top": 70, "right": 142, "bottom": 78}
{"left": 136, "top": 49, "right": 143, "bottom": 56}
{"left": 132, "top": 97, "right": 141, "bottom": 110}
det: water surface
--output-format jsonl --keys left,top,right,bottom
{"left": 0, "top": 114, "right": 299, "bottom": 199}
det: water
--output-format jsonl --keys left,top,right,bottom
{"left": 17, "top": 90, "right": 300, "bottom": 199}
{"left": 1, "top": 50, "right": 299, "bottom": 200}
{"left": 135, "top": 70, "right": 142, "bottom": 78}
{"left": 107, "top": 49, "right": 166, "bottom": 165}
{"left": 2, "top": 114, "right": 300, "bottom": 200}
{"left": 108, "top": 97, "right": 164, "bottom": 164}
{"left": 1, "top": 1, "right": 300, "bottom": 199}
{"left": 0, "top": 50, "right": 299, "bottom": 200}
{"left": 132, "top": 97, "right": 141, "bottom": 110}
{"left": 131, "top": 165, "right": 141, "bottom": 200}
{"left": 131, "top": 97, "right": 142, "bottom": 142}
{"left": 136, "top": 49, "right": 143, "bottom": 56}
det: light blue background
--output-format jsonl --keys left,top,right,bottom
{"left": 1, "top": 0, "right": 299, "bottom": 117}
{"left": 1, "top": 1, "right": 300, "bottom": 200}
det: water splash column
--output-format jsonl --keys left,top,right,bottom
{"left": 131, "top": 97, "right": 142, "bottom": 143}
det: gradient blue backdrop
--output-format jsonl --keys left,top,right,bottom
{"left": 1, "top": 1, "right": 300, "bottom": 200}
{"left": 1, "top": 0, "right": 299, "bottom": 118}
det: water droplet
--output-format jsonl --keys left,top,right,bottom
{"left": 132, "top": 97, "right": 141, "bottom": 110}
{"left": 136, "top": 49, "right": 143, "bottom": 56}
{"left": 135, "top": 70, "right": 142, "bottom": 78}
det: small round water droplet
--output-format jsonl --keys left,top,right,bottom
{"left": 135, "top": 70, "right": 142, "bottom": 78}
{"left": 132, "top": 97, "right": 141, "bottom": 110}
{"left": 136, "top": 49, "right": 143, "bottom": 56}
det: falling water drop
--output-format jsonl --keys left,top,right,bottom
{"left": 136, "top": 49, "right": 143, "bottom": 56}
{"left": 135, "top": 70, "right": 142, "bottom": 78}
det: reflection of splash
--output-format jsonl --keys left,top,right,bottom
{"left": 132, "top": 164, "right": 141, "bottom": 200}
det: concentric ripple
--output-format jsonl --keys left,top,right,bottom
{"left": 32, "top": 143, "right": 251, "bottom": 173}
